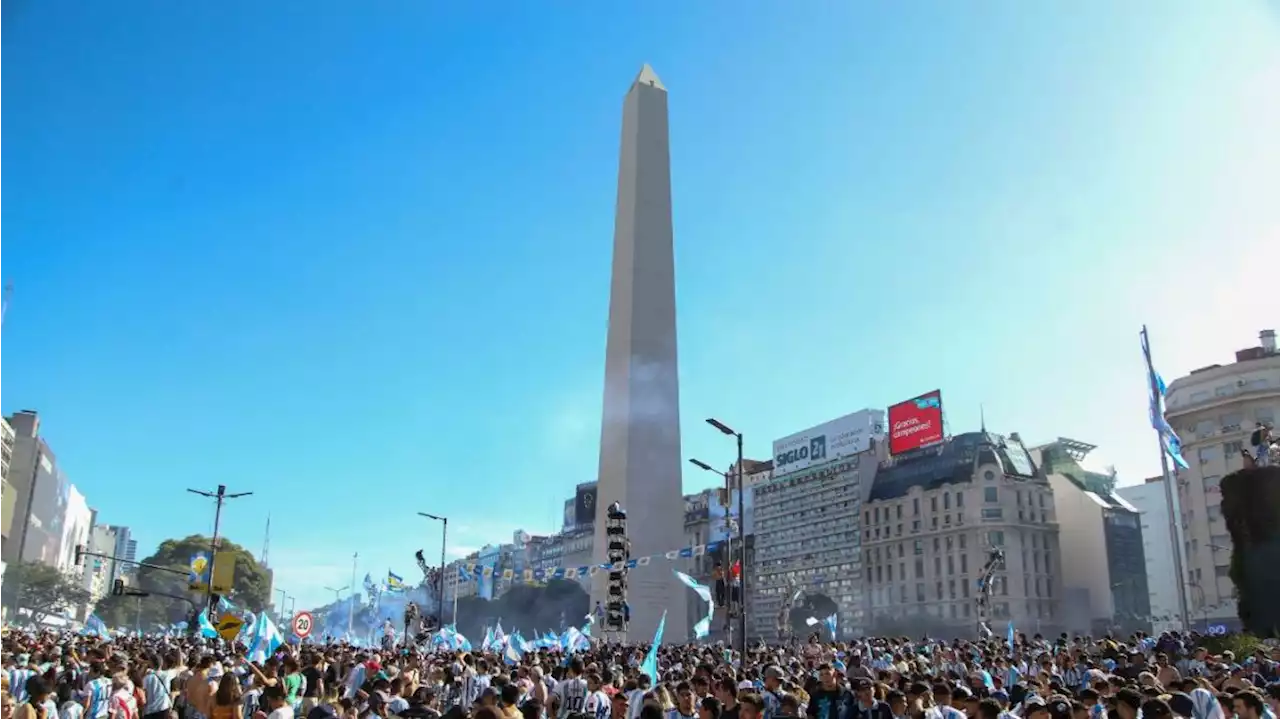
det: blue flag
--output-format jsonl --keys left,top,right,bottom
{"left": 639, "top": 611, "right": 666, "bottom": 683}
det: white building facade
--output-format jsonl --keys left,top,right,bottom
{"left": 1164, "top": 329, "right": 1280, "bottom": 629}
{"left": 1117, "top": 477, "right": 1184, "bottom": 633}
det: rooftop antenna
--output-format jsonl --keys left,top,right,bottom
{"left": 980, "top": 403, "right": 987, "bottom": 433}
{"left": 1, "top": 282, "right": 13, "bottom": 329}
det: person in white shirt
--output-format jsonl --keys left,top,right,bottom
{"left": 584, "top": 674, "right": 611, "bottom": 719}
{"left": 261, "top": 686, "right": 293, "bottom": 719}
{"left": 552, "top": 660, "right": 589, "bottom": 719}
{"left": 108, "top": 673, "right": 139, "bottom": 719}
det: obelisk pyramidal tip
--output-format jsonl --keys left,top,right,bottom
{"left": 593, "top": 65, "right": 687, "bottom": 642}
{"left": 633, "top": 63, "right": 666, "bottom": 91}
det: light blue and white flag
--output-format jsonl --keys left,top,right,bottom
{"left": 823, "top": 612, "right": 838, "bottom": 640}
{"left": 1007, "top": 621, "right": 1015, "bottom": 650}
{"left": 245, "top": 613, "right": 285, "bottom": 664}
{"left": 674, "top": 570, "right": 713, "bottom": 640}
{"left": 197, "top": 609, "right": 219, "bottom": 639}
{"left": 639, "top": 610, "right": 666, "bottom": 683}
{"left": 1141, "top": 328, "right": 1190, "bottom": 469}
{"left": 82, "top": 614, "right": 109, "bottom": 637}
{"left": 503, "top": 639, "right": 523, "bottom": 665}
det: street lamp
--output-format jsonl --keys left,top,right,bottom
{"left": 325, "top": 585, "right": 349, "bottom": 605}
{"left": 418, "top": 512, "right": 449, "bottom": 628}
{"left": 704, "top": 417, "right": 748, "bottom": 655}
{"left": 689, "top": 457, "right": 737, "bottom": 647}
{"left": 188, "top": 485, "right": 252, "bottom": 610}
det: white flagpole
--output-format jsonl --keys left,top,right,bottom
{"left": 1142, "top": 325, "right": 1192, "bottom": 631}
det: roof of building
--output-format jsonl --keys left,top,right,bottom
{"left": 868, "top": 431, "right": 1041, "bottom": 502}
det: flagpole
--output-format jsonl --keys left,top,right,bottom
{"left": 1142, "top": 325, "right": 1192, "bottom": 631}
{"left": 349, "top": 551, "right": 357, "bottom": 638}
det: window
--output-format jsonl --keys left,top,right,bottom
{"left": 947, "top": 555, "right": 955, "bottom": 575}
{"left": 1223, "top": 441, "right": 1243, "bottom": 458}
{"left": 896, "top": 505, "right": 903, "bottom": 520}
{"left": 984, "top": 487, "right": 999, "bottom": 503}
{"left": 944, "top": 493, "right": 951, "bottom": 510}
{"left": 988, "top": 531, "right": 1005, "bottom": 546}
{"left": 956, "top": 491, "right": 964, "bottom": 507}
{"left": 959, "top": 535, "right": 967, "bottom": 549}
{"left": 1198, "top": 446, "right": 1221, "bottom": 465}
{"left": 913, "top": 539, "right": 924, "bottom": 555}
{"left": 931, "top": 496, "right": 938, "bottom": 512}
{"left": 960, "top": 554, "right": 968, "bottom": 573}
{"left": 916, "top": 583, "right": 925, "bottom": 602}
{"left": 1219, "top": 412, "right": 1244, "bottom": 431}
{"left": 982, "top": 508, "right": 1003, "bottom": 520}
{"left": 913, "top": 498, "right": 920, "bottom": 516}
{"left": 865, "top": 510, "right": 872, "bottom": 524}
{"left": 915, "top": 559, "right": 924, "bottom": 578}
{"left": 934, "top": 556, "right": 942, "bottom": 575}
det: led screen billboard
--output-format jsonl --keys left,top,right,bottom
{"left": 887, "top": 390, "right": 944, "bottom": 455}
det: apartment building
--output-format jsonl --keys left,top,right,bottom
{"left": 753, "top": 453, "right": 876, "bottom": 639}
{"left": 1164, "top": 329, "right": 1279, "bottom": 629}
{"left": 862, "top": 431, "right": 1063, "bottom": 637}
{"left": 1117, "top": 477, "right": 1184, "bottom": 634}
{"left": 1033, "top": 438, "right": 1150, "bottom": 636}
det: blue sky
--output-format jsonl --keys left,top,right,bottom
{"left": 4, "top": 2, "right": 1277, "bottom": 611}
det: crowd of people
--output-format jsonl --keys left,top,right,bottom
{"left": 4, "top": 626, "right": 1279, "bottom": 719}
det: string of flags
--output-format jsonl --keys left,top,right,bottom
{"left": 452, "top": 539, "right": 731, "bottom": 583}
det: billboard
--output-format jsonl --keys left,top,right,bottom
{"left": 887, "top": 390, "right": 944, "bottom": 455}
{"left": 772, "top": 409, "right": 886, "bottom": 476}
{"left": 562, "top": 499, "right": 575, "bottom": 530}
{"left": 574, "top": 484, "right": 597, "bottom": 526}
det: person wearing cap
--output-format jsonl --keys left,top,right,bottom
{"left": 849, "top": 678, "right": 889, "bottom": 719}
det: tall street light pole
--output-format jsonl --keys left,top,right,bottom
{"left": 187, "top": 485, "right": 252, "bottom": 611}
{"left": 349, "top": 552, "right": 358, "bottom": 638}
{"left": 689, "top": 457, "right": 735, "bottom": 648}
{"left": 705, "top": 417, "right": 748, "bottom": 655}
{"left": 418, "top": 512, "right": 449, "bottom": 629}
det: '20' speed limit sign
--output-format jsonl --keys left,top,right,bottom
{"left": 292, "top": 611, "right": 314, "bottom": 639}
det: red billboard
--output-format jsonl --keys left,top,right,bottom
{"left": 887, "top": 390, "right": 944, "bottom": 455}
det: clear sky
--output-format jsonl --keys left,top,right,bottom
{"left": 4, "top": 2, "right": 1277, "bottom": 612}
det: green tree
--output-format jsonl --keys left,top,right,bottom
{"left": 0, "top": 561, "right": 92, "bottom": 626}
{"left": 92, "top": 535, "right": 271, "bottom": 630}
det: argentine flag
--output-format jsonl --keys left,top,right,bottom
{"left": 82, "top": 614, "right": 109, "bottom": 637}
{"left": 246, "top": 613, "right": 285, "bottom": 663}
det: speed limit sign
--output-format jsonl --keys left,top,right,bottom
{"left": 292, "top": 611, "right": 314, "bottom": 639}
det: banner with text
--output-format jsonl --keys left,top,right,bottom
{"left": 772, "top": 408, "right": 886, "bottom": 476}
{"left": 887, "top": 390, "right": 944, "bottom": 455}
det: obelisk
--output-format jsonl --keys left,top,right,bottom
{"left": 593, "top": 64, "right": 688, "bottom": 642}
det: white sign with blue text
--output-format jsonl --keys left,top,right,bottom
{"left": 771, "top": 409, "right": 886, "bottom": 476}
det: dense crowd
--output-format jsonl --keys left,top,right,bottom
{"left": 4, "top": 628, "right": 1279, "bottom": 719}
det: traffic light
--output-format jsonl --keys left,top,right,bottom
{"left": 74, "top": 544, "right": 85, "bottom": 566}
{"left": 112, "top": 579, "right": 125, "bottom": 596}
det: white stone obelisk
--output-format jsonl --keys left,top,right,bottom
{"left": 593, "top": 64, "right": 688, "bottom": 643}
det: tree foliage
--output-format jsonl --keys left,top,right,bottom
{"left": 0, "top": 561, "right": 92, "bottom": 626}
{"left": 1220, "top": 466, "right": 1280, "bottom": 637}
{"left": 92, "top": 535, "right": 271, "bottom": 630}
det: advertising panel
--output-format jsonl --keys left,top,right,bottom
{"left": 771, "top": 409, "right": 886, "bottom": 476}
{"left": 562, "top": 499, "right": 575, "bottom": 530}
{"left": 574, "top": 484, "right": 597, "bottom": 526}
{"left": 887, "top": 390, "right": 944, "bottom": 455}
